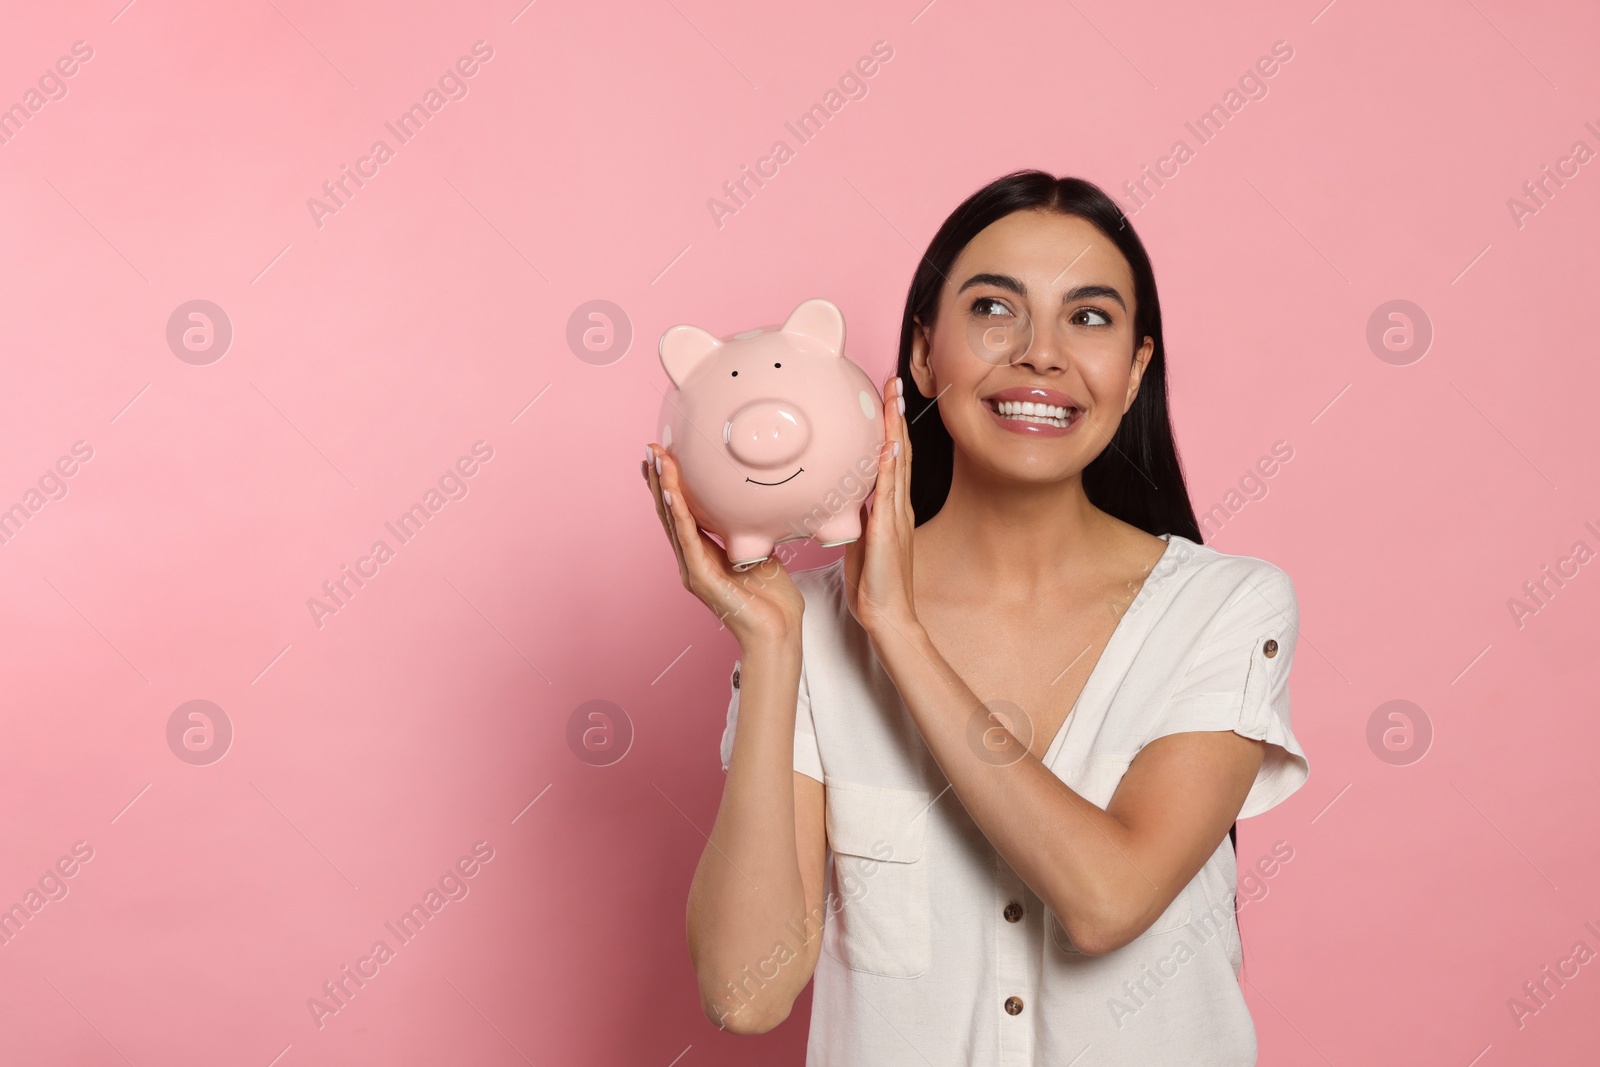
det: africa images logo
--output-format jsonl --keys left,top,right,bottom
{"left": 306, "top": 41, "right": 495, "bottom": 229}
{"left": 305, "top": 841, "right": 496, "bottom": 1030}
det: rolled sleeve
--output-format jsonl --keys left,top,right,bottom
{"left": 1143, "top": 564, "right": 1308, "bottom": 819}
{"left": 719, "top": 656, "right": 825, "bottom": 783}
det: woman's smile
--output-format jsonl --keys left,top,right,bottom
{"left": 981, "top": 385, "right": 1085, "bottom": 436}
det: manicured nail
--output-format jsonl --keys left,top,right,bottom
{"left": 892, "top": 440, "right": 900, "bottom": 457}
{"left": 663, "top": 489, "right": 674, "bottom": 507}
{"left": 654, "top": 455, "right": 662, "bottom": 476}
{"left": 646, "top": 445, "right": 653, "bottom": 465}
{"left": 897, "top": 395, "right": 906, "bottom": 415}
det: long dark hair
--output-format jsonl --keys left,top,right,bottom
{"left": 891, "top": 169, "right": 1245, "bottom": 928}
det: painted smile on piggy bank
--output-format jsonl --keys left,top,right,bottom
{"left": 656, "top": 298, "right": 883, "bottom": 568}
{"left": 747, "top": 469, "right": 803, "bottom": 486}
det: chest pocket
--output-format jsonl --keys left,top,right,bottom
{"left": 822, "top": 779, "right": 931, "bottom": 979}
{"left": 1047, "top": 754, "right": 1194, "bottom": 955}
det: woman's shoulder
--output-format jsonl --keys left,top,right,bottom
{"left": 1166, "top": 533, "right": 1297, "bottom": 617}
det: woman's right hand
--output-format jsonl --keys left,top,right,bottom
{"left": 643, "top": 444, "right": 804, "bottom": 647}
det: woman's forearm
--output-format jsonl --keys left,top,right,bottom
{"left": 866, "top": 619, "right": 1159, "bottom": 955}
{"left": 685, "top": 632, "right": 819, "bottom": 1029}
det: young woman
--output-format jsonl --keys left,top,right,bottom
{"left": 642, "top": 169, "right": 1308, "bottom": 1065}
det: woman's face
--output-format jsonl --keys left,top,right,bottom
{"left": 909, "top": 209, "right": 1154, "bottom": 482}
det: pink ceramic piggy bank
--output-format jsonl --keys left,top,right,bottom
{"left": 657, "top": 298, "right": 883, "bottom": 569}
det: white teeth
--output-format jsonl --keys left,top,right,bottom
{"left": 996, "top": 399, "right": 1069, "bottom": 418}
{"left": 991, "top": 399, "right": 1078, "bottom": 427}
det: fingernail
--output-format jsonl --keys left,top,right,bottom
{"left": 654, "top": 455, "right": 662, "bottom": 476}
{"left": 897, "top": 395, "right": 906, "bottom": 415}
{"left": 646, "top": 445, "right": 653, "bottom": 464}
{"left": 663, "top": 489, "right": 674, "bottom": 507}
{"left": 892, "top": 440, "right": 900, "bottom": 457}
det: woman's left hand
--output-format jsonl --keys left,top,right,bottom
{"left": 843, "top": 372, "right": 919, "bottom": 642}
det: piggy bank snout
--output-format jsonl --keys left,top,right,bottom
{"left": 725, "top": 401, "right": 812, "bottom": 468}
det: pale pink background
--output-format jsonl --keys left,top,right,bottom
{"left": 1, "top": 0, "right": 1597, "bottom": 1063}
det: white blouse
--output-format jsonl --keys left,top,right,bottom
{"left": 719, "top": 532, "right": 1308, "bottom": 1066}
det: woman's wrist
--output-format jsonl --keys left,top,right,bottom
{"left": 736, "top": 624, "right": 803, "bottom": 661}
{"left": 863, "top": 608, "right": 925, "bottom": 646}
{"left": 865, "top": 613, "right": 932, "bottom": 667}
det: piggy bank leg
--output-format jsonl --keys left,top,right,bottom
{"left": 813, "top": 512, "right": 863, "bottom": 548}
{"left": 725, "top": 534, "right": 775, "bottom": 571}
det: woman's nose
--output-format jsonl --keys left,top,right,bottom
{"left": 1013, "top": 339, "right": 1069, "bottom": 373}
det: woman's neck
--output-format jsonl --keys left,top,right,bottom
{"left": 916, "top": 468, "right": 1124, "bottom": 597}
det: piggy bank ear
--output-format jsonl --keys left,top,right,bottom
{"left": 659, "top": 324, "right": 722, "bottom": 388}
{"left": 780, "top": 298, "right": 845, "bottom": 357}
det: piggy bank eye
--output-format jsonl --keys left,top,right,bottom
{"left": 774, "top": 362, "right": 781, "bottom": 368}
{"left": 731, "top": 370, "right": 738, "bottom": 376}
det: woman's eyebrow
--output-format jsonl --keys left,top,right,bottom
{"left": 957, "top": 272, "right": 1026, "bottom": 297}
{"left": 956, "top": 273, "right": 1128, "bottom": 312}
{"left": 1062, "top": 284, "right": 1127, "bottom": 312}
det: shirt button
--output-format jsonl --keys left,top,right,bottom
{"left": 1003, "top": 901, "right": 1024, "bottom": 923}
{"left": 1004, "top": 996, "right": 1024, "bottom": 1016}
{"left": 1262, "top": 639, "right": 1278, "bottom": 658}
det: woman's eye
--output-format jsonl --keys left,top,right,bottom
{"left": 1072, "top": 307, "right": 1112, "bottom": 327}
{"left": 971, "top": 296, "right": 1014, "bottom": 319}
